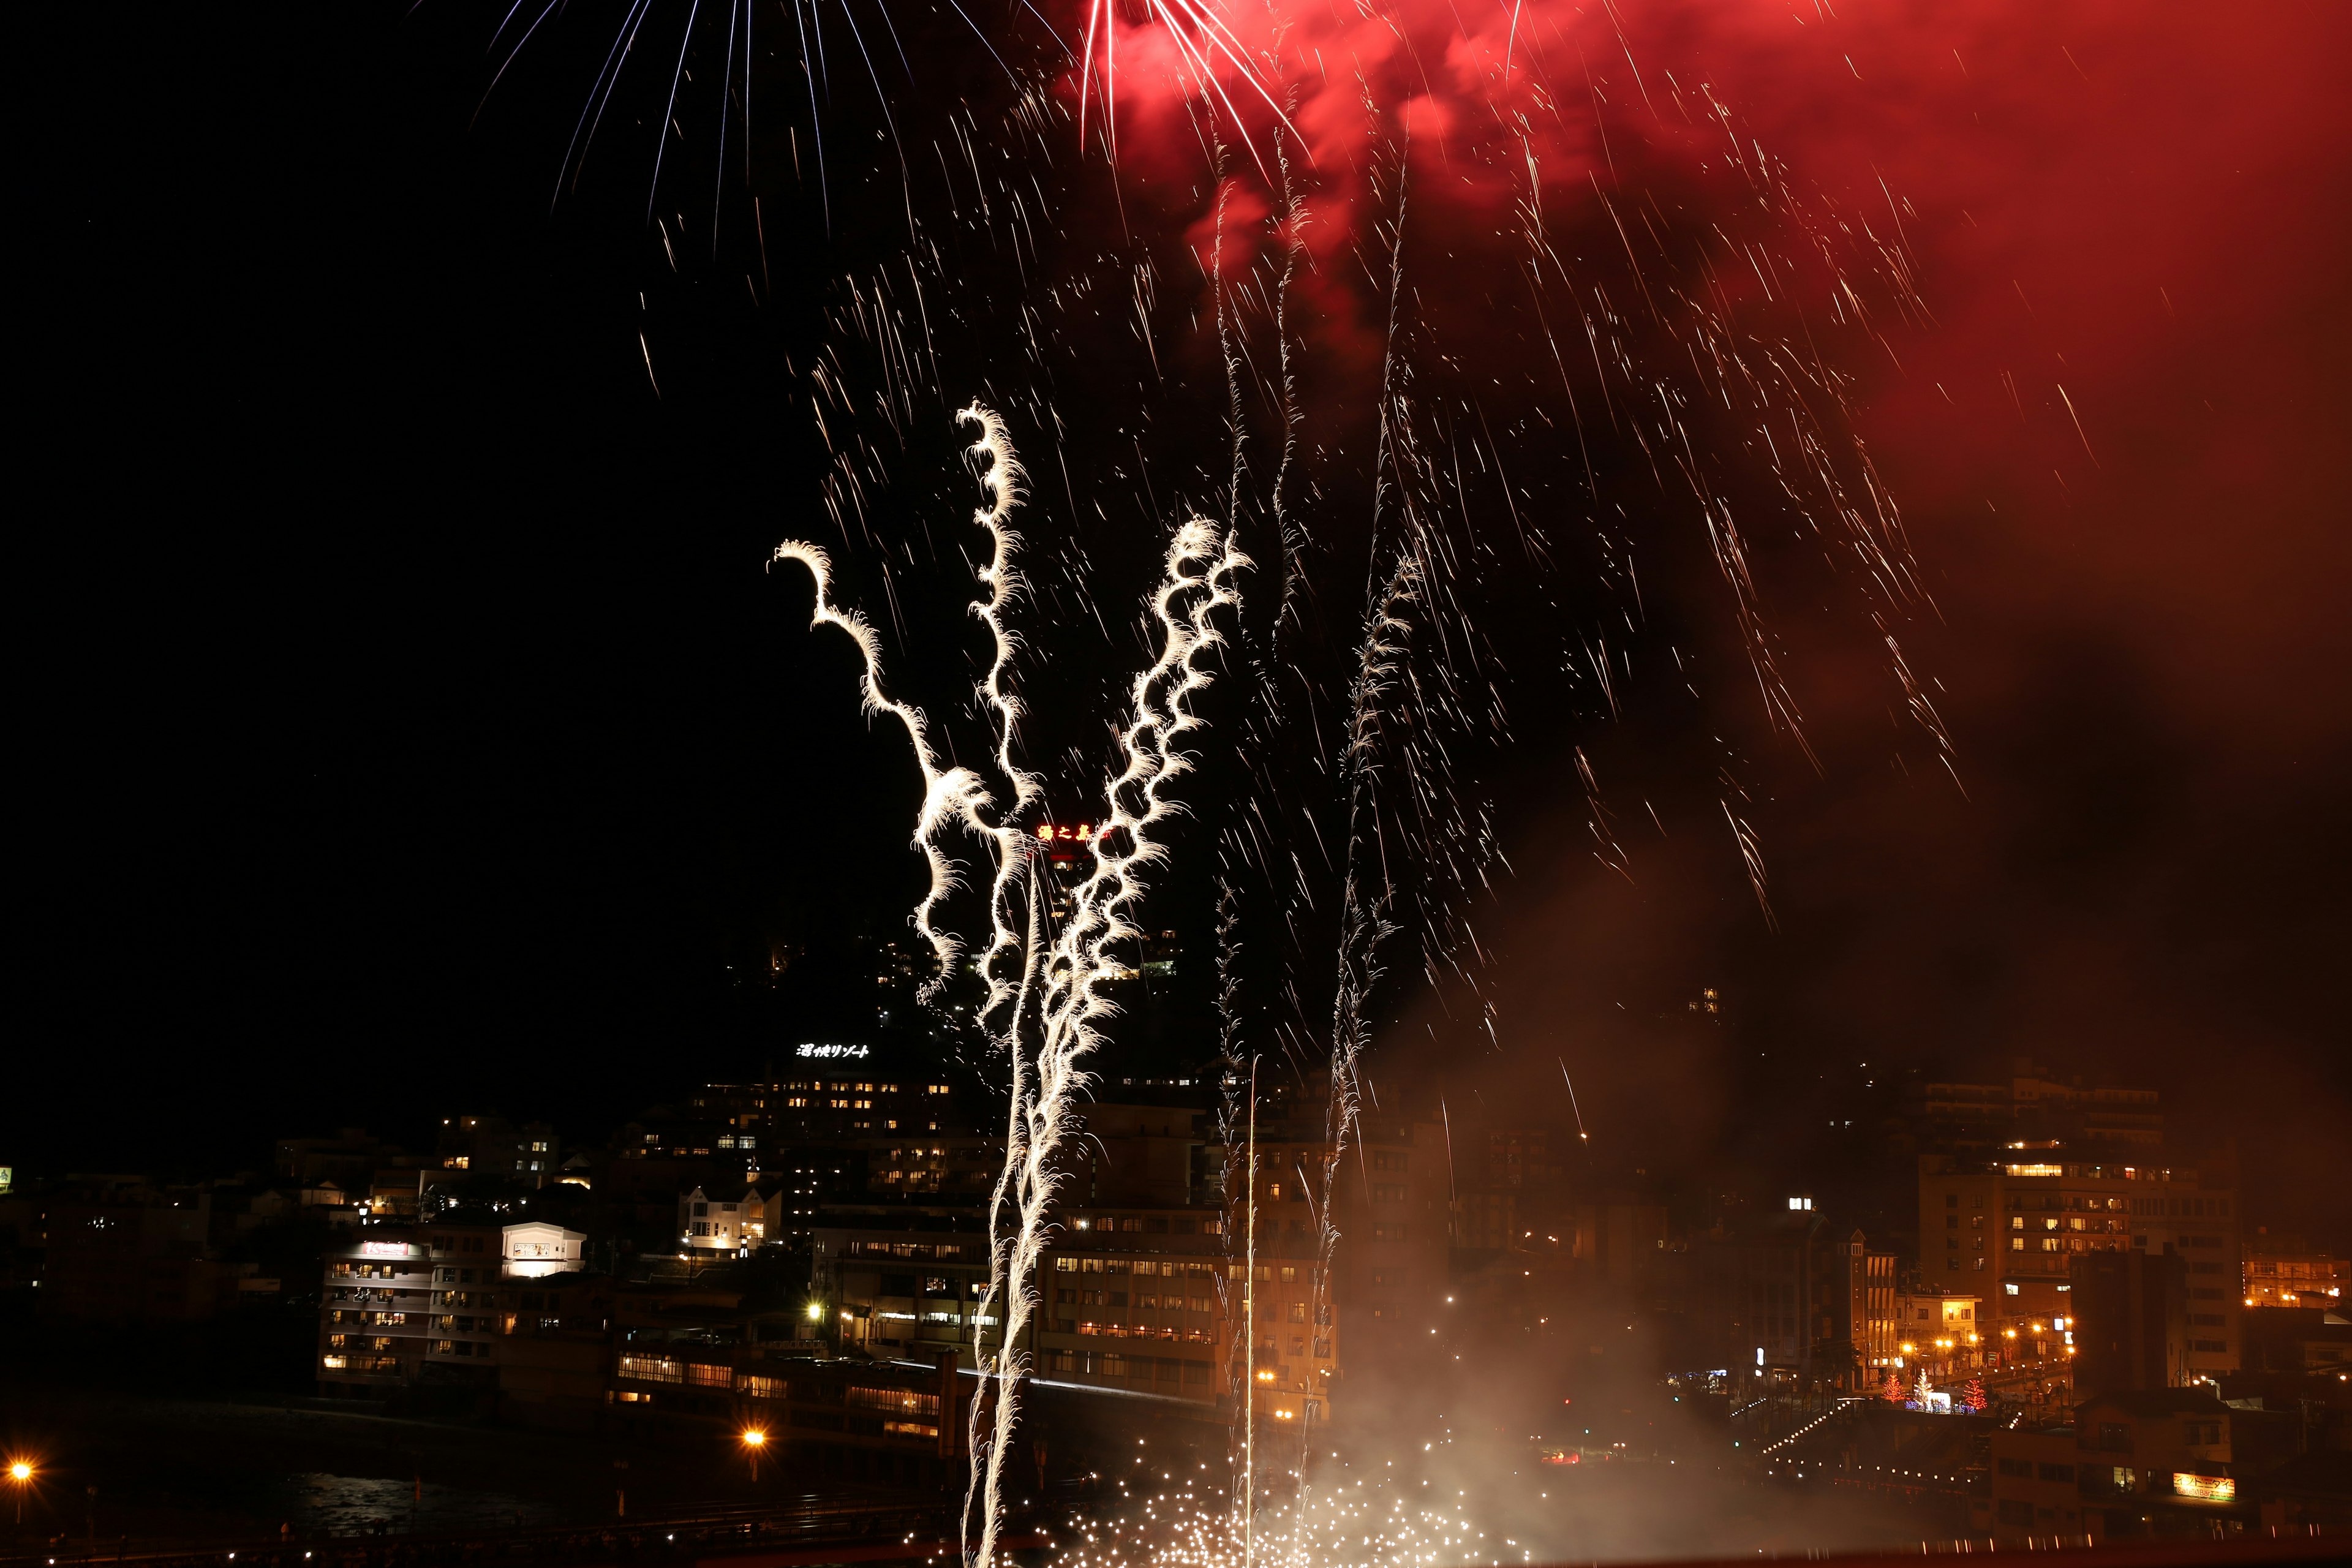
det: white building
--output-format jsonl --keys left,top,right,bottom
{"left": 502, "top": 1221, "right": 587, "bottom": 1278}
{"left": 679, "top": 1186, "right": 752, "bottom": 1254}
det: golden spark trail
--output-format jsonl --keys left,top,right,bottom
{"left": 767, "top": 539, "right": 997, "bottom": 1001}
{"left": 959, "top": 401, "right": 1046, "bottom": 1041}
{"left": 974, "top": 514, "right": 1249, "bottom": 1568}
{"left": 777, "top": 415, "right": 1246, "bottom": 1568}
{"left": 953, "top": 402, "right": 1054, "bottom": 1553}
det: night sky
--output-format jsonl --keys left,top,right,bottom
{"left": 19, "top": 1, "right": 2349, "bottom": 1243}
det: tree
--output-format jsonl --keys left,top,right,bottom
{"left": 1958, "top": 1377, "right": 1986, "bottom": 1412}
{"left": 1880, "top": 1369, "right": 1905, "bottom": 1404}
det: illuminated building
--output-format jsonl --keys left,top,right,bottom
{"left": 434, "top": 1115, "right": 561, "bottom": 1188}
{"left": 640, "top": 1074, "right": 982, "bottom": 1249}
{"left": 1040, "top": 1212, "right": 1235, "bottom": 1408}
{"left": 861, "top": 1136, "right": 1001, "bottom": 1202}
{"left": 1856, "top": 1245, "right": 1901, "bottom": 1374}
{"left": 500, "top": 1220, "right": 587, "bottom": 1278}
{"left": 813, "top": 1224, "right": 992, "bottom": 1360}
{"left": 1032, "top": 821, "right": 1097, "bottom": 921}
{"left": 315, "top": 1218, "right": 587, "bottom": 1404}
{"left": 1918, "top": 1142, "right": 2239, "bottom": 1379}
{"left": 609, "top": 1342, "right": 972, "bottom": 1483}
{"left": 1705, "top": 1212, "right": 1894, "bottom": 1395}
{"left": 1231, "top": 1107, "right": 1450, "bottom": 1422}
{"left": 2071, "top": 1387, "right": 2288, "bottom": 1542}
{"left": 688, "top": 1069, "right": 970, "bottom": 1140}
{"left": 679, "top": 1186, "right": 752, "bottom": 1254}
{"left": 1891, "top": 1287, "right": 1985, "bottom": 1383}
{"left": 317, "top": 1221, "right": 502, "bottom": 1400}
{"left": 2242, "top": 1229, "right": 2346, "bottom": 1308}
{"left": 807, "top": 1096, "right": 1446, "bottom": 1431}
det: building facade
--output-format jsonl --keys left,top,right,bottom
{"left": 1988, "top": 1423, "right": 2087, "bottom": 1542}
{"left": 2242, "top": 1231, "right": 2346, "bottom": 1310}
{"left": 1918, "top": 1144, "right": 2239, "bottom": 1379}
{"left": 317, "top": 1218, "right": 588, "bottom": 1401}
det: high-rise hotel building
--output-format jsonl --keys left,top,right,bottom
{"left": 1918, "top": 1142, "right": 2240, "bottom": 1380}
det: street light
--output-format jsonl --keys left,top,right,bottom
{"left": 7, "top": 1461, "right": 31, "bottom": 1526}
{"left": 741, "top": 1428, "right": 768, "bottom": 1483}
{"left": 804, "top": 1300, "right": 824, "bottom": 1324}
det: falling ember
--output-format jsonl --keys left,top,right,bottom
{"left": 1076, "top": 0, "right": 1306, "bottom": 170}
{"left": 1556, "top": 1058, "right": 1588, "bottom": 1144}
{"left": 1722, "top": 801, "right": 1776, "bottom": 933}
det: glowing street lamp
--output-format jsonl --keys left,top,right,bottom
{"left": 741, "top": 1428, "right": 769, "bottom": 1482}
{"left": 7, "top": 1461, "right": 31, "bottom": 1526}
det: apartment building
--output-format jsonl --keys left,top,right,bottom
{"left": 1918, "top": 1143, "right": 2240, "bottom": 1378}
{"left": 690, "top": 1065, "right": 973, "bottom": 1140}
{"left": 2073, "top": 1387, "right": 2288, "bottom": 1542}
{"left": 805, "top": 1101, "right": 1447, "bottom": 1431}
{"left": 318, "top": 1221, "right": 500, "bottom": 1396}
{"left": 1040, "top": 1207, "right": 1235, "bottom": 1409}
{"left": 610, "top": 1338, "right": 971, "bottom": 1485}
{"left": 1703, "top": 1212, "right": 1899, "bottom": 1395}
{"left": 811, "top": 1222, "right": 993, "bottom": 1360}
{"left": 316, "top": 1218, "right": 589, "bottom": 1402}
{"left": 2242, "top": 1230, "right": 2346, "bottom": 1310}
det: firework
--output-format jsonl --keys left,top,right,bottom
{"left": 782, "top": 404, "right": 1251, "bottom": 1568}
{"left": 711, "top": 0, "right": 1955, "bottom": 1554}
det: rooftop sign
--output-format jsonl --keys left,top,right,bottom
{"left": 797, "top": 1043, "right": 872, "bottom": 1060}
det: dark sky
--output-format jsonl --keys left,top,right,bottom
{"left": 19, "top": 2, "right": 2350, "bottom": 1242}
